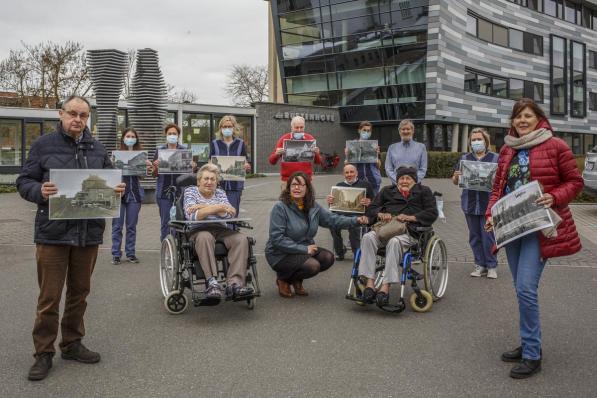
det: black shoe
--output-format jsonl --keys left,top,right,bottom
{"left": 61, "top": 341, "right": 101, "bottom": 364}
{"left": 28, "top": 352, "right": 53, "bottom": 381}
{"left": 510, "top": 358, "right": 542, "bottom": 379}
{"left": 335, "top": 254, "right": 345, "bottom": 261}
{"left": 375, "top": 291, "right": 390, "bottom": 308}
{"left": 127, "top": 256, "right": 139, "bottom": 263}
{"left": 361, "top": 287, "right": 376, "bottom": 304}
{"left": 501, "top": 346, "right": 542, "bottom": 363}
{"left": 111, "top": 256, "right": 120, "bottom": 265}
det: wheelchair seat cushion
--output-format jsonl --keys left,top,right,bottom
{"left": 214, "top": 241, "right": 228, "bottom": 257}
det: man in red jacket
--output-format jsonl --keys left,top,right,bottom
{"left": 269, "top": 116, "right": 322, "bottom": 188}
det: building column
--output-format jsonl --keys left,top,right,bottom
{"left": 460, "top": 124, "right": 469, "bottom": 152}
{"left": 451, "top": 123, "right": 459, "bottom": 152}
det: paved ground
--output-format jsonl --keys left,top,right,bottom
{"left": 0, "top": 175, "right": 596, "bottom": 397}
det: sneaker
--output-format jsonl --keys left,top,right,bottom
{"left": 206, "top": 278, "right": 222, "bottom": 300}
{"left": 127, "top": 255, "right": 139, "bottom": 263}
{"left": 470, "top": 265, "right": 487, "bottom": 277}
{"left": 28, "top": 352, "right": 53, "bottom": 381}
{"left": 111, "top": 256, "right": 120, "bottom": 265}
{"left": 487, "top": 268, "right": 498, "bottom": 279}
{"left": 61, "top": 341, "right": 101, "bottom": 364}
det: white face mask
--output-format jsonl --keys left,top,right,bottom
{"left": 293, "top": 132, "right": 304, "bottom": 140}
{"left": 166, "top": 135, "right": 178, "bottom": 145}
{"left": 471, "top": 140, "right": 486, "bottom": 154}
{"left": 359, "top": 131, "right": 370, "bottom": 140}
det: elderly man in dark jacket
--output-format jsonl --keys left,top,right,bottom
{"left": 359, "top": 165, "right": 438, "bottom": 307}
{"left": 16, "top": 95, "right": 124, "bottom": 381}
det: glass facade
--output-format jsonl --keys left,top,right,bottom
{"left": 274, "top": 0, "right": 429, "bottom": 122}
{"left": 0, "top": 119, "right": 22, "bottom": 166}
{"left": 570, "top": 41, "right": 586, "bottom": 118}
{"left": 550, "top": 35, "right": 567, "bottom": 115}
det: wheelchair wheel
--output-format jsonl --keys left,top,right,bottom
{"left": 247, "top": 297, "right": 256, "bottom": 310}
{"left": 160, "top": 235, "right": 180, "bottom": 298}
{"left": 409, "top": 290, "right": 433, "bottom": 313}
{"left": 165, "top": 290, "right": 188, "bottom": 315}
{"left": 423, "top": 235, "right": 448, "bottom": 301}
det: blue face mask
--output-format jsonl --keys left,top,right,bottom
{"left": 359, "top": 131, "right": 370, "bottom": 140}
{"left": 166, "top": 135, "right": 178, "bottom": 145}
{"left": 222, "top": 128, "right": 233, "bottom": 137}
{"left": 123, "top": 137, "right": 137, "bottom": 147}
{"left": 471, "top": 141, "right": 486, "bottom": 153}
{"left": 293, "top": 132, "right": 304, "bottom": 140}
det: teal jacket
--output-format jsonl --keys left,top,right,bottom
{"left": 265, "top": 201, "right": 358, "bottom": 268}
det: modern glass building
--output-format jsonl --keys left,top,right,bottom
{"left": 267, "top": 0, "right": 597, "bottom": 153}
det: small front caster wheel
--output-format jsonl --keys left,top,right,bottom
{"left": 410, "top": 290, "right": 433, "bottom": 313}
{"left": 165, "top": 290, "right": 188, "bottom": 314}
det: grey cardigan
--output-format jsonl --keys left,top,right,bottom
{"left": 265, "top": 201, "right": 358, "bottom": 268}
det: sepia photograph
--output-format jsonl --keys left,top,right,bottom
{"left": 49, "top": 169, "right": 122, "bottom": 220}
{"left": 458, "top": 160, "right": 498, "bottom": 192}
{"left": 491, "top": 180, "right": 554, "bottom": 248}
{"left": 346, "top": 140, "right": 378, "bottom": 163}
{"left": 283, "top": 139, "right": 316, "bottom": 162}
{"left": 329, "top": 186, "right": 366, "bottom": 214}
{"left": 158, "top": 149, "right": 193, "bottom": 174}
{"left": 211, "top": 155, "right": 246, "bottom": 181}
{"left": 191, "top": 143, "right": 210, "bottom": 162}
{"left": 111, "top": 150, "right": 148, "bottom": 176}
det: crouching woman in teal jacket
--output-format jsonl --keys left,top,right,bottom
{"left": 266, "top": 171, "right": 369, "bottom": 298}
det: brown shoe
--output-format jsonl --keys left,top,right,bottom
{"left": 28, "top": 352, "right": 53, "bottom": 381}
{"left": 292, "top": 280, "right": 308, "bottom": 296}
{"left": 276, "top": 279, "right": 293, "bottom": 298}
{"left": 61, "top": 341, "right": 101, "bottom": 364}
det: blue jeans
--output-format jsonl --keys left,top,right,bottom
{"left": 505, "top": 233, "right": 545, "bottom": 360}
{"left": 465, "top": 214, "right": 497, "bottom": 268}
{"left": 157, "top": 197, "right": 174, "bottom": 242}
{"left": 111, "top": 200, "right": 142, "bottom": 258}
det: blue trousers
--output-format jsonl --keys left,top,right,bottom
{"left": 505, "top": 233, "right": 546, "bottom": 361}
{"left": 225, "top": 190, "right": 242, "bottom": 217}
{"left": 157, "top": 197, "right": 174, "bottom": 242}
{"left": 111, "top": 200, "right": 142, "bottom": 258}
{"left": 465, "top": 213, "right": 497, "bottom": 268}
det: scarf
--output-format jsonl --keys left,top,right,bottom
{"left": 292, "top": 198, "right": 304, "bottom": 211}
{"left": 504, "top": 128, "right": 552, "bottom": 150}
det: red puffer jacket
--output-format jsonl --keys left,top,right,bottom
{"left": 486, "top": 136, "right": 584, "bottom": 259}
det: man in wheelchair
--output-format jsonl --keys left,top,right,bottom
{"left": 359, "top": 165, "right": 438, "bottom": 308}
{"left": 183, "top": 164, "right": 254, "bottom": 304}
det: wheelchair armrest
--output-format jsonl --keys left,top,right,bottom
{"left": 234, "top": 221, "right": 253, "bottom": 230}
{"left": 414, "top": 226, "right": 433, "bottom": 233}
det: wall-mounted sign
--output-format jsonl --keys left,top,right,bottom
{"left": 273, "top": 111, "right": 335, "bottom": 122}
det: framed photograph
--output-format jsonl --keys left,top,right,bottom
{"left": 329, "top": 186, "right": 366, "bottom": 214}
{"left": 158, "top": 149, "right": 193, "bottom": 174}
{"left": 111, "top": 150, "right": 148, "bottom": 176}
{"left": 346, "top": 140, "right": 378, "bottom": 163}
{"left": 458, "top": 160, "right": 498, "bottom": 192}
{"left": 49, "top": 169, "right": 122, "bottom": 220}
{"left": 491, "top": 180, "right": 554, "bottom": 248}
{"left": 283, "top": 139, "right": 316, "bottom": 162}
{"left": 211, "top": 156, "right": 246, "bottom": 181}
{"left": 191, "top": 143, "right": 210, "bottom": 162}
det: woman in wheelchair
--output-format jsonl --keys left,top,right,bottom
{"left": 183, "top": 164, "right": 253, "bottom": 303}
{"left": 266, "top": 171, "right": 369, "bottom": 298}
{"left": 359, "top": 166, "right": 438, "bottom": 308}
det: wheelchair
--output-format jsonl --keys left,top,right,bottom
{"left": 158, "top": 175, "right": 260, "bottom": 314}
{"left": 345, "top": 225, "right": 448, "bottom": 314}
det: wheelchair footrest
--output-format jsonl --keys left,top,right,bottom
{"left": 378, "top": 302, "right": 406, "bottom": 313}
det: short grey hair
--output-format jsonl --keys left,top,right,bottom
{"left": 398, "top": 119, "right": 414, "bottom": 130}
{"left": 197, "top": 163, "right": 221, "bottom": 183}
{"left": 290, "top": 115, "right": 305, "bottom": 127}
{"left": 60, "top": 95, "right": 91, "bottom": 110}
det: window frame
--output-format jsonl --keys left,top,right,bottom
{"left": 550, "top": 34, "right": 568, "bottom": 116}
{"left": 569, "top": 40, "right": 586, "bottom": 118}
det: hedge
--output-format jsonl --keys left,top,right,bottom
{"left": 380, "top": 151, "right": 463, "bottom": 178}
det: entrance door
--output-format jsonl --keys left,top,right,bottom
{"left": 24, "top": 122, "right": 42, "bottom": 162}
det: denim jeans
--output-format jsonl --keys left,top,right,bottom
{"left": 465, "top": 214, "right": 497, "bottom": 268}
{"left": 111, "top": 200, "right": 142, "bottom": 258}
{"left": 505, "top": 233, "right": 545, "bottom": 360}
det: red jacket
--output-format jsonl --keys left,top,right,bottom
{"left": 486, "top": 136, "right": 584, "bottom": 260}
{"left": 268, "top": 132, "right": 322, "bottom": 181}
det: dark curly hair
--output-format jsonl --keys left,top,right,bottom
{"left": 280, "top": 172, "right": 315, "bottom": 214}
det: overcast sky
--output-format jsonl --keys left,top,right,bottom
{"left": 0, "top": 0, "right": 269, "bottom": 105}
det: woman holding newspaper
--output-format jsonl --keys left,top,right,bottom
{"left": 485, "top": 98, "right": 583, "bottom": 379}
{"left": 452, "top": 128, "right": 499, "bottom": 278}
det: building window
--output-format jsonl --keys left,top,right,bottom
{"left": 509, "top": 29, "right": 524, "bottom": 51}
{"left": 510, "top": 78, "right": 524, "bottom": 99}
{"left": 477, "top": 17, "right": 493, "bottom": 42}
{"left": 564, "top": 1, "right": 577, "bottom": 23}
{"left": 589, "top": 92, "right": 597, "bottom": 111}
{"left": 0, "top": 119, "right": 22, "bottom": 166}
{"left": 465, "top": 67, "right": 544, "bottom": 103}
{"left": 182, "top": 113, "right": 211, "bottom": 161}
{"left": 589, "top": 50, "right": 597, "bottom": 69}
{"left": 466, "top": 13, "right": 477, "bottom": 35}
{"left": 570, "top": 41, "right": 586, "bottom": 118}
{"left": 550, "top": 35, "right": 567, "bottom": 115}
{"left": 544, "top": 0, "right": 557, "bottom": 17}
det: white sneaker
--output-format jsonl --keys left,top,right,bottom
{"left": 470, "top": 265, "right": 487, "bottom": 277}
{"left": 487, "top": 268, "right": 498, "bottom": 279}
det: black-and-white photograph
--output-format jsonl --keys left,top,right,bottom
{"left": 329, "top": 186, "right": 366, "bottom": 214}
{"left": 491, "top": 180, "right": 554, "bottom": 248}
{"left": 211, "top": 156, "right": 246, "bottom": 181}
{"left": 49, "top": 169, "right": 121, "bottom": 220}
{"left": 346, "top": 140, "right": 378, "bottom": 163}
{"left": 458, "top": 160, "right": 498, "bottom": 192}
{"left": 283, "top": 139, "right": 316, "bottom": 162}
{"left": 157, "top": 149, "right": 193, "bottom": 174}
{"left": 191, "top": 143, "right": 210, "bottom": 162}
{"left": 111, "top": 150, "right": 148, "bottom": 176}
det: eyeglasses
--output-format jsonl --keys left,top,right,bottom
{"left": 63, "top": 110, "right": 90, "bottom": 120}
{"left": 290, "top": 183, "right": 306, "bottom": 188}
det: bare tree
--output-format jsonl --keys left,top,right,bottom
{"left": 170, "top": 88, "right": 198, "bottom": 103}
{"left": 0, "top": 49, "right": 37, "bottom": 106}
{"left": 225, "top": 64, "right": 268, "bottom": 106}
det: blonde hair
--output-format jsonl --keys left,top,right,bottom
{"left": 469, "top": 127, "right": 491, "bottom": 151}
{"left": 217, "top": 115, "right": 240, "bottom": 139}
{"left": 197, "top": 163, "right": 222, "bottom": 183}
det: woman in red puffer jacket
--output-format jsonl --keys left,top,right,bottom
{"left": 485, "top": 98, "right": 583, "bottom": 380}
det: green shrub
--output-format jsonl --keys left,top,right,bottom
{"left": 0, "top": 184, "right": 17, "bottom": 194}
{"left": 380, "top": 151, "right": 463, "bottom": 178}
{"left": 246, "top": 173, "right": 266, "bottom": 179}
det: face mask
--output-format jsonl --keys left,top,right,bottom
{"left": 222, "top": 128, "right": 233, "bottom": 137}
{"left": 124, "top": 137, "right": 137, "bottom": 147}
{"left": 359, "top": 131, "right": 370, "bottom": 140}
{"left": 293, "top": 132, "right": 304, "bottom": 140}
{"left": 166, "top": 135, "right": 178, "bottom": 145}
{"left": 471, "top": 140, "right": 486, "bottom": 153}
